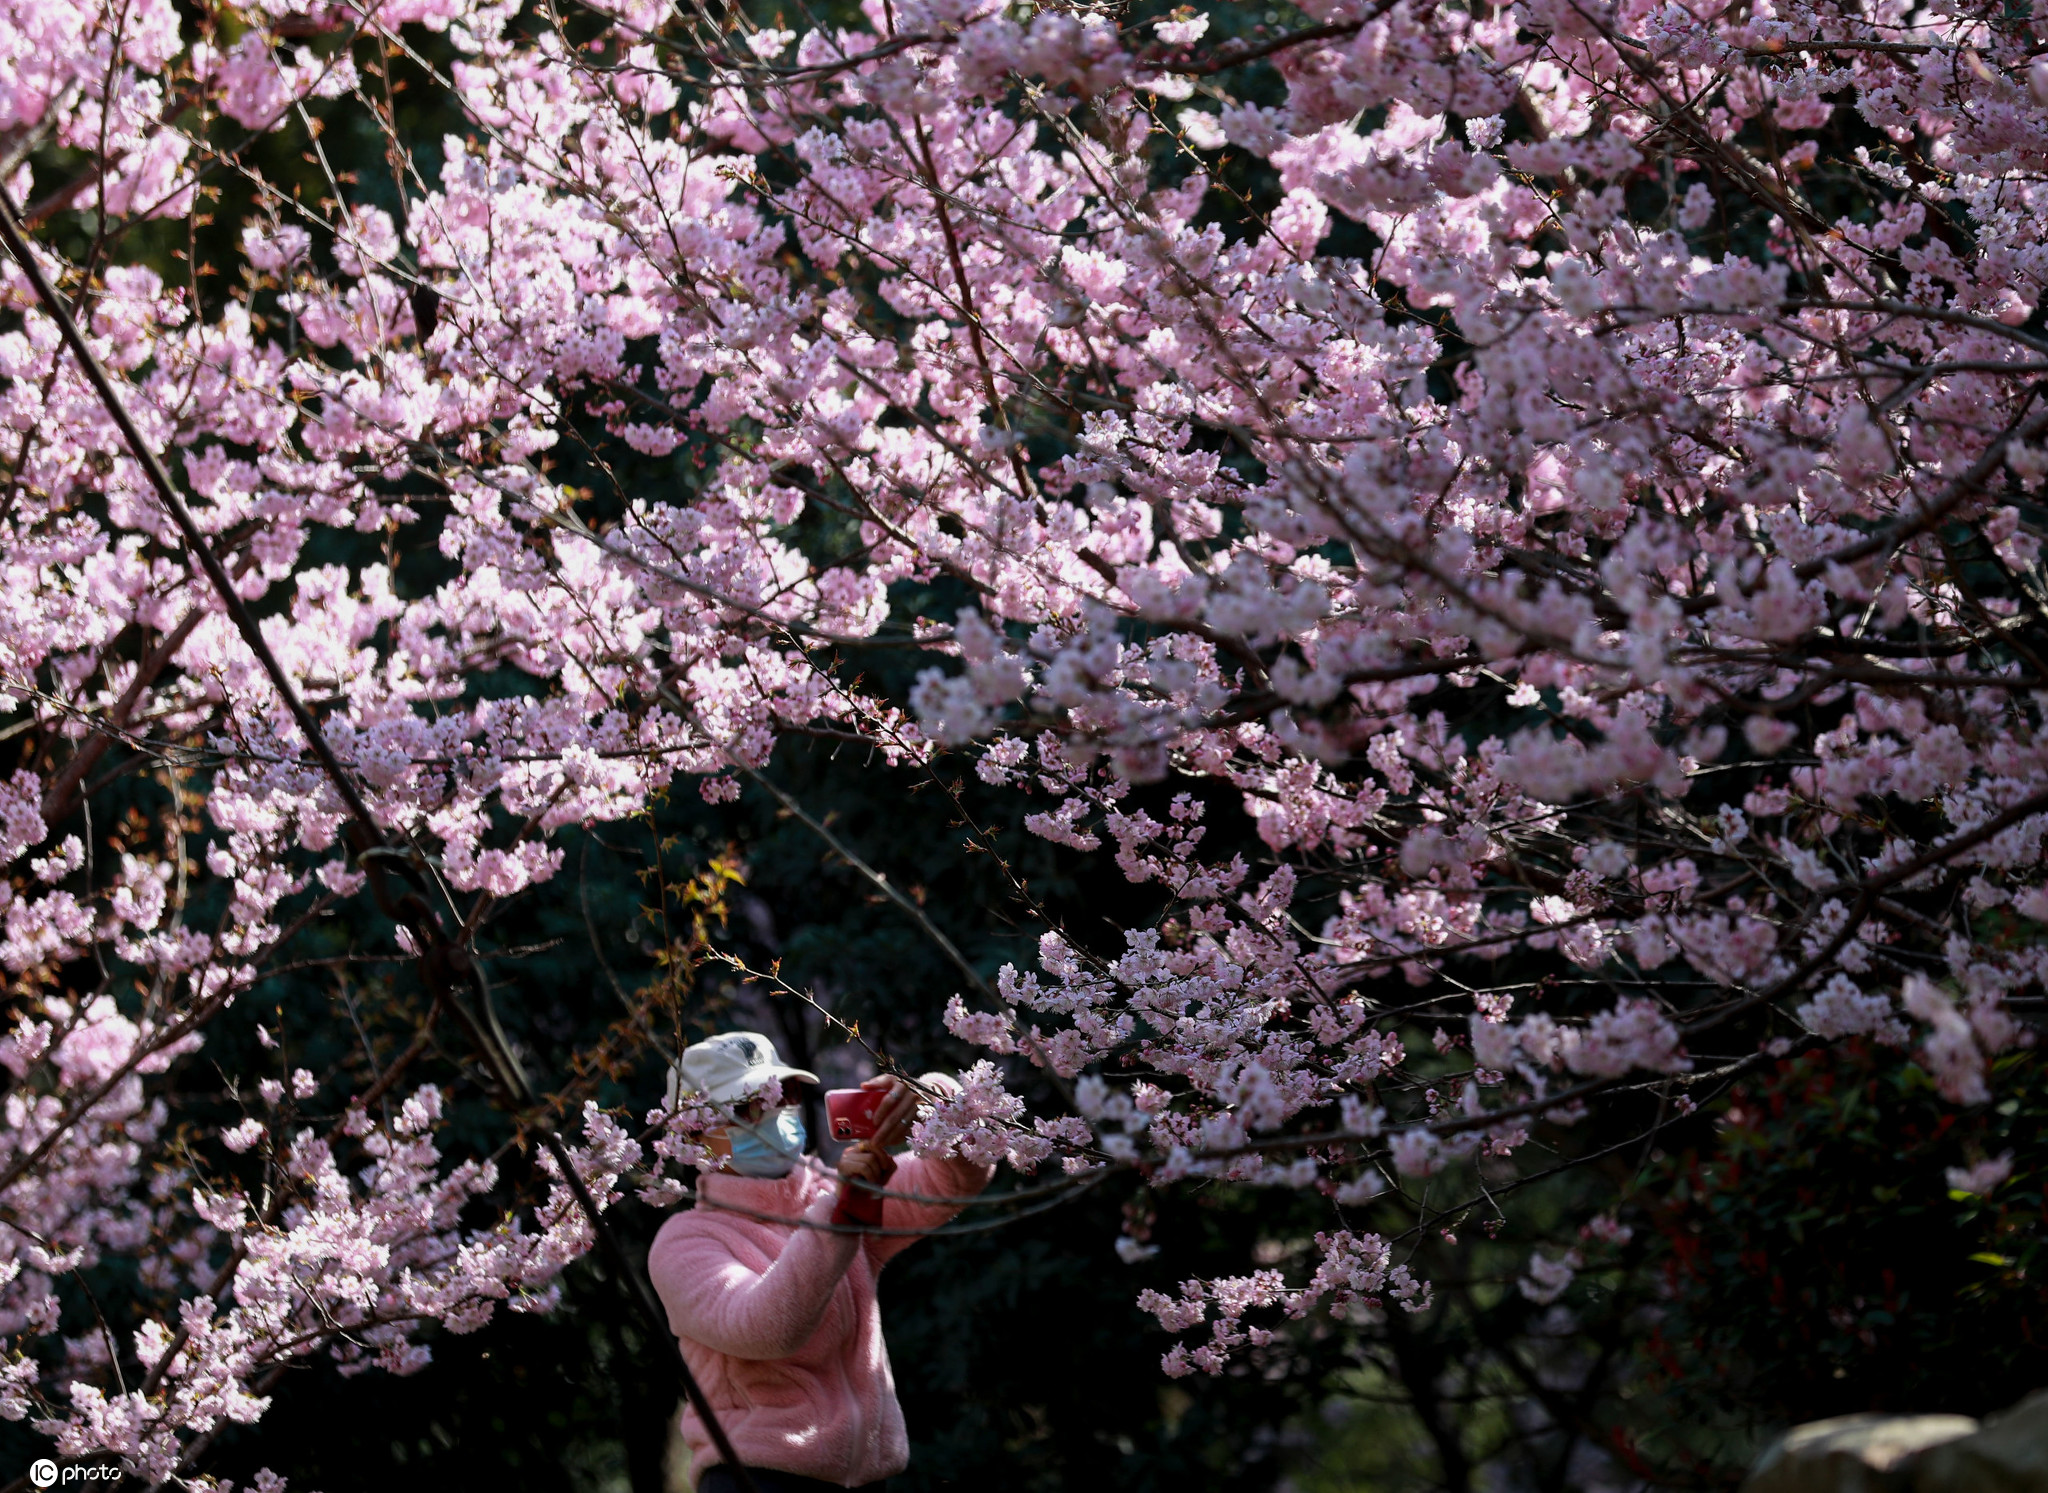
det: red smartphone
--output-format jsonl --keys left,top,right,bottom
{"left": 825, "top": 1087, "right": 884, "bottom": 1142}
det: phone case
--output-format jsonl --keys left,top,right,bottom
{"left": 826, "top": 1087, "right": 883, "bottom": 1141}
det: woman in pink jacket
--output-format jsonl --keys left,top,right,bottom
{"left": 648, "top": 1031, "right": 994, "bottom": 1492}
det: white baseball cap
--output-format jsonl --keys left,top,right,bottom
{"left": 667, "top": 1030, "right": 819, "bottom": 1107}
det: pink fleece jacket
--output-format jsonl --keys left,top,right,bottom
{"left": 648, "top": 1151, "right": 993, "bottom": 1488}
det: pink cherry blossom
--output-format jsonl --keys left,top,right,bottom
{"left": 3, "top": 0, "right": 2047, "bottom": 1436}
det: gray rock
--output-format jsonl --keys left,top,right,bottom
{"left": 1742, "top": 1413, "right": 1979, "bottom": 1493}
{"left": 1908, "top": 1390, "right": 2048, "bottom": 1492}
{"left": 1743, "top": 1393, "right": 2048, "bottom": 1493}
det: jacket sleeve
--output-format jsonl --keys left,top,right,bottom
{"left": 866, "top": 1153, "right": 995, "bottom": 1268}
{"left": 648, "top": 1193, "right": 860, "bottom": 1360}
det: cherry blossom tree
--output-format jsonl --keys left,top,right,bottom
{"left": 4, "top": 0, "right": 2048, "bottom": 1476}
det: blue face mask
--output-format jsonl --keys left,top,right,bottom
{"left": 726, "top": 1107, "right": 807, "bottom": 1178}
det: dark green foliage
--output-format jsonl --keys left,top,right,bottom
{"left": 885, "top": 1183, "right": 1340, "bottom": 1493}
{"left": 1632, "top": 1043, "right": 2048, "bottom": 1483}
{"left": 208, "top": 1261, "right": 681, "bottom": 1493}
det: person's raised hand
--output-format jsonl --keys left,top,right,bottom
{"left": 833, "top": 1132, "right": 895, "bottom": 1228}
{"left": 861, "top": 1073, "right": 920, "bottom": 1151}
{"left": 835, "top": 1141, "right": 895, "bottom": 1189}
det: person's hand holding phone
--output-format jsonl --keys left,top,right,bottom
{"left": 835, "top": 1139, "right": 895, "bottom": 1187}
{"left": 825, "top": 1074, "right": 922, "bottom": 1145}
{"left": 830, "top": 1076, "right": 919, "bottom": 1228}
{"left": 861, "top": 1074, "right": 918, "bottom": 1150}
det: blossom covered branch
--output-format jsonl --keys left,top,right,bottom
{"left": 1, "top": 0, "right": 2046, "bottom": 1455}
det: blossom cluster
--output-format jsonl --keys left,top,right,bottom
{"left": 2, "top": 0, "right": 2046, "bottom": 1438}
